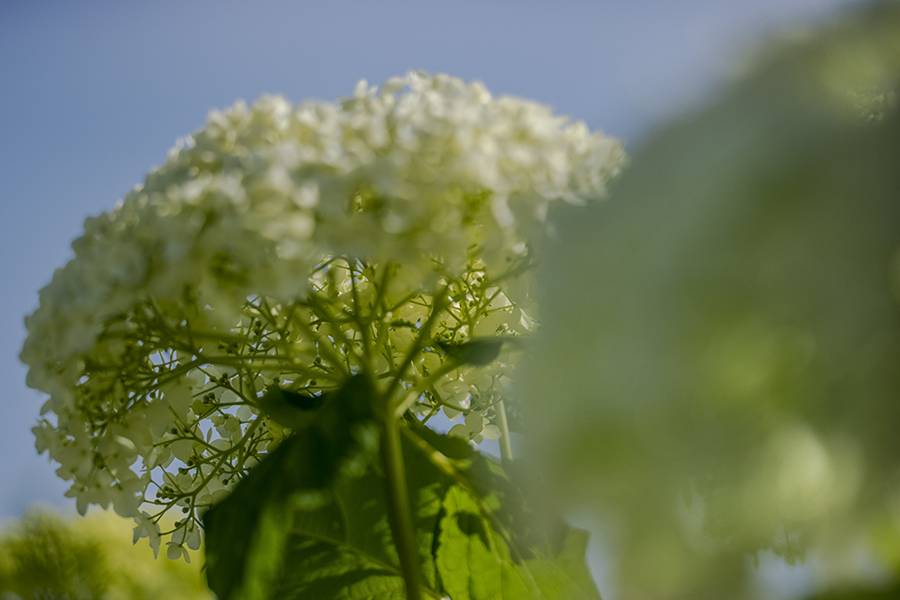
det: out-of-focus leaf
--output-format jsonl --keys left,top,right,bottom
{"left": 0, "top": 511, "right": 109, "bottom": 599}
{"left": 0, "top": 509, "right": 211, "bottom": 600}
{"left": 524, "top": 4, "right": 900, "bottom": 599}
{"left": 802, "top": 583, "right": 900, "bottom": 600}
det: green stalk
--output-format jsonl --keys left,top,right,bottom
{"left": 495, "top": 399, "right": 514, "bottom": 465}
{"left": 384, "top": 284, "right": 449, "bottom": 405}
{"left": 380, "top": 415, "right": 423, "bottom": 600}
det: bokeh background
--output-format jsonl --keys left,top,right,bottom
{"left": 0, "top": 1, "right": 872, "bottom": 597}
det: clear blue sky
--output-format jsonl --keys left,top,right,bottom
{"left": 0, "top": 0, "right": 864, "bottom": 593}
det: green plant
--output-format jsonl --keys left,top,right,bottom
{"left": 0, "top": 508, "right": 211, "bottom": 600}
{"left": 21, "top": 6, "right": 900, "bottom": 599}
{"left": 21, "top": 72, "right": 624, "bottom": 599}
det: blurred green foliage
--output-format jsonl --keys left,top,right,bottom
{"left": 526, "top": 3, "right": 900, "bottom": 599}
{"left": 0, "top": 508, "right": 212, "bottom": 600}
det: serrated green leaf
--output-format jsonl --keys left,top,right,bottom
{"left": 271, "top": 443, "right": 448, "bottom": 600}
{"left": 205, "top": 391, "right": 600, "bottom": 600}
{"left": 435, "top": 485, "right": 600, "bottom": 600}
{"left": 411, "top": 422, "right": 601, "bottom": 600}
{"left": 408, "top": 422, "right": 600, "bottom": 600}
{"left": 436, "top": 485, "right": 527, "bottom": 600}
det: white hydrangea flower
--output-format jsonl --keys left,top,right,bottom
{"left": 132, "top": 510, "right": 162, "bottom": 558}
{"left": 522, "top": 5, "right": 900, "bottom": 597}
{"left": 21, "top": 71, "right": 624, "bottom": 556}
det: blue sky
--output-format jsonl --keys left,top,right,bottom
{"left": 0, "top": 0, "right": 866, "bottom": 593}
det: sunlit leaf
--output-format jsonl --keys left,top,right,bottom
{"left": 205, "top": 402, "right": 599, "bottom": 600}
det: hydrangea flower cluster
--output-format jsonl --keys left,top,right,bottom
{"left": 523, "top": 5, "right": 900, "bottom": 596}
{"left": 21, "top": 71, "right": 625, "bottom": 560}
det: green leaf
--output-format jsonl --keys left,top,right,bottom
{"left": 409, "top": 425, "right": 602, "bottom": 600}
{"left": 434, "top": 481, "right": 601, "bottom": 600}
{"left": 525, "top": 529, "right": 605, "bottom": 600}
{"left": 204, "top": 374, "right": 380, "bottom": 600}
{"left": 436, "top": 485, "right": 529, "bottom": 600}
{"left": 258, "top": 386, "right": 329, "bottom": 429}
{"left": 271, "top": 436, "right": 448, "bottom": 600}
{"left": 204, "top": 395, "right": 600, "bottom": 600}
{"left": 436, "top": 338, "right": 507, "bottom": 366}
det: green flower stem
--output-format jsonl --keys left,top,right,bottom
{"left": 392, "top": 361, "right": 465, "bottom": 419}
{"left": 348, "top": 260, "right": 374, "bottom": 374}
{"left": 304, "top": 293, "right": 358, "bottom": 370}
{"left": 380, "top": 414, "right": 424, "bottom": 600}
{"left": 495, "top": 398, "right": 513, "bottom": 465}
{"left": 286, "top": 302, "right": 351, "bottom": 378}
{"left": 184, "top": 418, "right": 264, "bottom": 498}
{"left": 384, "top": 285, "right": 450, "bottom": 407}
